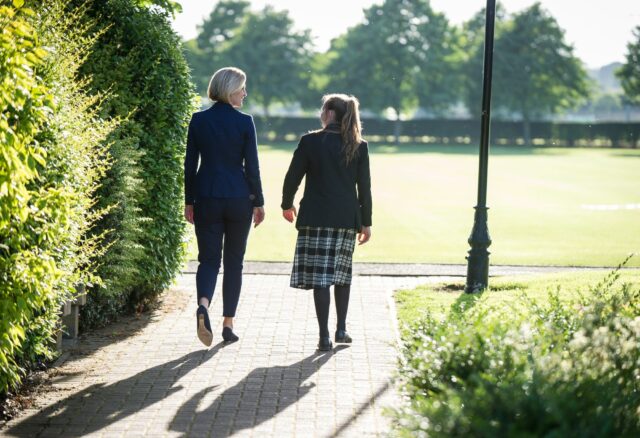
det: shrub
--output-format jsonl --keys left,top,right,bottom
{"left": 76, "top": 0, "right": 198, "bottom": 326}
{"left": 0, "top": 0, "right": 113, "bottom": 392}
{"left": 394, "top": 261, "right": 640, "bottom": 437}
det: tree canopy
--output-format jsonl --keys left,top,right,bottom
{"left": 463, "top": 2, "right": 590, "bottom": 143}
{"left": 184, "top": 1, "right": 313, "bottom": 114}
{"left": 325, "top": 0, "right": 461, "bottom": 119}
{"left": 180, "top": 0, "right": 626, "bottom": 129}
{"left": 225, "top": 5, "right": 314, "bottom": 116}
{"left": 617, "top": 26, "right": 640, "bottom": 104}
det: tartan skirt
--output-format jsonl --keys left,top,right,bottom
{"left": 290, "top": 227, "right": 357, "bottom": 290}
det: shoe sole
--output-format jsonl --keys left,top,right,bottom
{"left": 335, "top": 338, "right": 352, "bottom": 343}
{"left": 197, "top": 314, "right": 213, "bottom": 347}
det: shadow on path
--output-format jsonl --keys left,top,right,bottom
{"left": 5, "top": 343, "right": 225, "bottom": 437}
{"left": 333, "top": 380, "right": 390, "bottom": 438}
{"left": 169, "top": 346, "right": 348, "bottom": 436}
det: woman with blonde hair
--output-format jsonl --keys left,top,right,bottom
{"left": 281, "top": 93, "right": 372, "bottom": 351}
{"left": 184, "top": 66, "right": 265, "bottom": 346}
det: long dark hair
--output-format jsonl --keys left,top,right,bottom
{"left": 322, "top": 94, "right": 363, "bottom": 164}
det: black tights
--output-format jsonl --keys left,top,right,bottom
{"left": 313, "top": 285, "right": 350, "bottom": 337}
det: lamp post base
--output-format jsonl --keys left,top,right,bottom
{"left": 465, "top": 206, "right": 491, "bottom": 293}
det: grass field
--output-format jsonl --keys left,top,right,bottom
{"left": 186, "top": 144, "right": 640, "bottom": 267}
{"left": 394, "top": 269, "right": 640, "bottom": 324}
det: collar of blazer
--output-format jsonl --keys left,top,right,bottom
{"left": 212, "top": 101, "right": 234, "bottom": 111}
{"left": 323, "top": 122, "right": 341, "bottom": 133}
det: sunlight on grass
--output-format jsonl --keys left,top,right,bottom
{"left": 186, "top": 144, "right": 640, "bottom": 266}
{"left": 394, "top": 269, "right": 640, "bottom": 324}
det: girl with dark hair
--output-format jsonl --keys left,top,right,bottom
{"left": 281, "top": 93, "right": 372, "bottom": 351}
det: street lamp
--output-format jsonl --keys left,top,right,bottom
{"left": 465, "top": 0, "right": 496, "bottom": 293}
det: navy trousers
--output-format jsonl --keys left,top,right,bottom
{"left": 194, "top": 198, "right": 253, "bottom": 317}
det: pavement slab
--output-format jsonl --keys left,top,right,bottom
{"left": 2, "top": 272, "right": 437, "bottom": 438}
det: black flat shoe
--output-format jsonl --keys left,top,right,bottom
{"left": 222, "top": 326, "right": 239, "bottom": 343}
{"left": 317, "top": 336, "right": 333, "bottom": 351}
{"left": 335, "top": 329, "right": 352, "bottom": 343}
{"left": 196, "top": 305, "right": 213, "bottom": 347}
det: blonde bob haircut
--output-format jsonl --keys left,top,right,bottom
{"left": 208, "top": 67, "right": 246, "bottom": 103}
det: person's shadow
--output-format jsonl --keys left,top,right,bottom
{"left": 5, "top": 343, "right": 225, "bottom": 437}
{"left": 170, "top": 346, "right": 347, "bottom": 436}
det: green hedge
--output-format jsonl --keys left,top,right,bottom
{"left": 0, "top": 0, "right": 113, "bottom": 392}
{"left": 253, "top": 116, "right": 640, "bottom": 147}
{"left": 394, "top": 261, "right": 640, "bottom": 436}
{"left": 77, "top": 0, "right": 197, "bottom": 326}
{"left": 1, "top": 0, "right": 196, "bottom": 392}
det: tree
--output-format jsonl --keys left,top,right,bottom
{"left": 196, "top": 0, "right": 248, "bottom": 49}
{"left": 459, "top": 5, "right": 507, "bottom": 118}
{"left": 185, "top": 0, "right": 249, "bottom": 94}
{"left": 464, "top": 3, "right": 590, "bottom": 144}
{"left": 325, "top": 0, "right": 461, "bottom": 141}
{"left": 225, "top": 5, "right": 314, "bottom": 116}
{"left": 182, "top": 38, "right": 215, "bottom": 96}
{"left": 617, "top": 26, "right": 640, "bottom": 104}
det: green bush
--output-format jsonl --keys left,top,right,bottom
{"left": 75, "top": 0, "right": 197, "bottom": 327}
{"left": 0, "top": 0, "right": 113, "bottom": 392}
{"left": 0, "top": 0, "right": 53, "bottom": 392}
{"left": 394, "top": 262, "right": 640, "bottom": 437}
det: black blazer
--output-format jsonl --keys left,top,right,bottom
{"left": 184, "top": 102, "right": 264, "bottom": 207}
{"left": 281, "top": 124, "right": 372, "bottom": 230}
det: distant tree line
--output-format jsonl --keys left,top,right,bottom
{"left": 184, "top": 0, "right": 640, "bottom": 144}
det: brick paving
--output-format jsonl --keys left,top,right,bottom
{"left": 1, "top": 272, "right": 454, "bottom": 438}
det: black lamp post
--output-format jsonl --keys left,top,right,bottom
{"left": 465, "top": 0, "right": 496, "bottom": 293}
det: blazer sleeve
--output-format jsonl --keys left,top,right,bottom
{"left": 243, "top": 116, "right": 264, "bottom": 207}
{"left": 281, "top": 138, "right": 308, "bottom": 210}
{"left": 357, "top": 142, "right": 372, "bottom": 227}
{"left": 184, "top": 115, "right": 198, "bottom": 205}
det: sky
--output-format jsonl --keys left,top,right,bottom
{"left": 170, "top": 0, "right": 640, "bottom": 69}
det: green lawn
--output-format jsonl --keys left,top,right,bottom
{"left": 394, "top": 269, "right": 640, "bottom": 324}
{"left": 186, "top": 144, "right": 640, "bottom": 267}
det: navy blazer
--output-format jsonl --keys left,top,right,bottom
{"left": 184, "top": 102, "right": 264, "bottom": 207}
{"left": 281, "top": 124, "right": 372, "bottom": 230}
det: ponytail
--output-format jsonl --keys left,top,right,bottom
{"left": 321, "top": 94, "right": 363, "bottom": 164}
{"left": 340, "top": 97, "right": 363, "bottom": 164}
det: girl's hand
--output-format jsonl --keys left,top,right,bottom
{"left": 282, "top": 207, "right": 297, "bottom": 223}
{"left": 358, "top": 226, "right": 371, "bottom": 245}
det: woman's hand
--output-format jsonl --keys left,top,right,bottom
{"left": 282, "top": 207, "right": 297, "bottom": 223}
{"left": 358, "top": 226, "right": 371, "bottom": 245}
{"left": 253, "top": 206, "right": 265, "bottom": 227}
{"left": 184, "top": 205, "right": 194, "bottom": 224}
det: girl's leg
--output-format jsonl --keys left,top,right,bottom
{"left": 334, "top": 284, "right": 350, "bottom": 332}
{"left": 313, "top": 287, "right": 331, "bottom": 338}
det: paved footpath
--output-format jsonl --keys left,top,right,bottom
{"left": 2, "top": 271, "right": 462, "bottom": 438}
